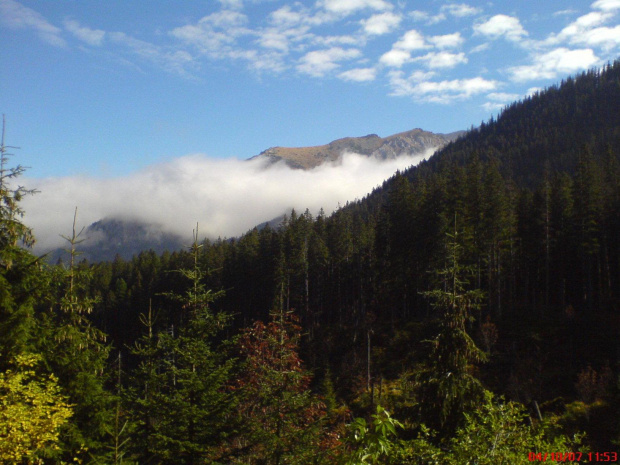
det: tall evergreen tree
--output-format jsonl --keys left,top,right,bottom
{"left": 128, "top": 227, "right": 235, "bottom": 464}
{"left": 415, "top": 222, "right": 487, "bottom": 435}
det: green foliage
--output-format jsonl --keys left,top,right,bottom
{"left": 444, "top": 391, "right": 583, "bottom": 465}
{"left": 342, "top": 406, "right": 403, "bottom": 465}
{"left": 0, "top": 354, "right": 73, "bottom": 464}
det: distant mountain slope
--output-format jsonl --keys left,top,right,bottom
{"left": 47, "top": 218, "right": 184, "bottom": 263}
{"left": 250, "top": 128, "right": 463, "bottom": 169}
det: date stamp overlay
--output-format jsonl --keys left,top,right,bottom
{"left": 528, "top": 452, "right": 618, "bottom": 462}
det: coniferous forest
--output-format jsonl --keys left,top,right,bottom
{"left": 2, "top": 62, "right": 620, "bottom": 464}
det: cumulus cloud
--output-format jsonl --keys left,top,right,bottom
{"left": 297, "top": 47, "right": 361, "bottom": 76}
{"left": 22, "top": 151, "right": 436, "bottom": 252}
{"left": 474, "top": 14, "right": 528, "bottom": 42}
{"left": 361, "top": 11, "right": 401, "bottom": 35}
{"left": 64, "top": 19, "right": 105, "bottom": 46}
{"left": 0, "top": 0, "right": 65, "bottom": 46}
{"left": 428, "top": 32, "right": 464, "bottom": 49}
{"left": 592, "top": 0, "right": 620, "bottom": 11}
{"left": 394, "top": 29, "right": 427, "bottom": 50}
{"left": 509, "top": 47, "right": 599, "bottom": 81}
{"left": 379, "top": 29, "right": 428, "bottom": 67}
{"left": 546, "top": 10, "right": 620, "bottom": 50}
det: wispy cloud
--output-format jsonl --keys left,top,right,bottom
{"left": 338, "top": 66, "right": 376, "bottom": 81}
{"left": 170, "top": 10, "right": 251, "bottom": 58}
{"left": 297, "top": 47, "right": 361, "bottom": 76}
{"left": 64, "top": 19, "right": 105, "bottom": 46}
{"left": 23, "top": 150, "right": 436, "bottom": 252}
{"left": 388, "top": 70, "right": 498, "bottom": 103}
{"left": 110, "top": 32, "right": 196, "bottom": 77}
{"left": 0, "top": 0, "right": 65, "bottom": 46}
{"left": 440, "top": 3, "right": 482, "bottom": 18}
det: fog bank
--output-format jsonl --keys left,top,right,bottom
{"left": 22, "top": 150, "right": 436, "bottom": 252}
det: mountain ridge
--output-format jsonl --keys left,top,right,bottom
{"left": 250, "top": 128, "right": 464, "bottom": 169}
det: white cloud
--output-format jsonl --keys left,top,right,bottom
{"left": 487, "top": 92, "right": 520, "bottom": 102}
{"left": 379, "top": 48, "right": 411, "bottom": 67}
{"left": 482, "top": 92, "right": 520, "bottom": 112}
{"left": 270, "top": 5, "right": 306, "bottom": 26}
{"left": 338, "top": 67, "right": 376, "bottom": 81}
{"left": 428, "top": 32, "right": 464, "bottom": 49}
{"left": 297, "top": 47, "right": 361, "bottom": 76}
{"left": 388, "top": 70, "right": 497, "bottom": 103}
{"left": 414, "top": 51, "right": 467, "bottom": 69}
{"left": 509, "top": 48, "right": 599, "bottom": 81}
{"left": 64, "top": 19, "right": 105, "bottom": 46}
{"left": 481, "top": 102, "right": 505, "bottom": 112}
{"left": 256, "top": 29, "right": 290, "bottom": 51}
{"left": 592, "top": 0, "right": 620, "bottom": 11}
{"left": 440, "top": 3, "right": 482, "bottom": 17}
{"left": 361, "top": 11, "right": 401, "bottom": 35}
{"left": 394, "top": 29, "right": 427, "bottom": 50}
{"left": 23, "top": 151, "right": 435, "bottom": 252}
{"left": 474, "top": 14, "right": 528, "bottom": 42}
{"left": 318, "top": 0, "right": 393, "bottom": 16}
{"left": 0, "top": 0, "right": 65, "bottom": 46}
{"left": 546, "top": 11, "right": 620, "bottom": 50}
{"left": 576, "top": 25, "right": 620, "bottom": 50}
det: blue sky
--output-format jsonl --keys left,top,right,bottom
{"left": 2, "top": 0, "right": 620, "bottom": 178}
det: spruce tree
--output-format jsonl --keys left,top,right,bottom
{"left": 128, "top": 227, "right": 235, "bottom": 464}
{"left": 415, "top": 221, "right": 487, "bottom": 436}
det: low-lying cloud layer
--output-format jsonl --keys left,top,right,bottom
{"left": 22, "top": 150, "right": 435, "bottom": 252}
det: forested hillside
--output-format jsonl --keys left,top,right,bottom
{"left": 2, "top": 62, "right": 620, "bottom": 463}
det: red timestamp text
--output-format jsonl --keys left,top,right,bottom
{"left": 528, "top": 451, "right": 618, "bottom": 462}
